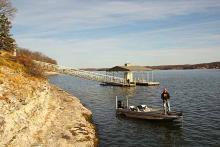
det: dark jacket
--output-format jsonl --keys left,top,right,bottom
{"left": 161, "top": 91, "right": 170, "bottom": 101}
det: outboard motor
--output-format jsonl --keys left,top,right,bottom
{"left": 117, "top": 100, "right": 124, "bottom": 108}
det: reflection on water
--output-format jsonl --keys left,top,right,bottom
{"left": 49, "top": 70, "right": 220, "bottom": 146}
{"left": 113, "top": 86, "right": 136, "bottom": 98}
{"left": 116, "top": 116, "right": 184, "bottom": 146}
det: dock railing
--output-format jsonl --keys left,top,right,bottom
{"left": 35, "top": 61, "right": 159, "bottom": 86}
{"left": 35, "top": 60, "right": 126, "bottom": 85}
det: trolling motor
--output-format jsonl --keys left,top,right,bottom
{"left": 117, "top": 100, "right": 124, "bottom": 108}
{"left": 115, "top": 96, "right": 129, "bottom": 109}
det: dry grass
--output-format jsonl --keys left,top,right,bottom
{"left": 0, "top": 50, "right": 44, "bottom": 78}
{"left": 0, "top": 57, "right": 25, "bottom": 72}
{"left": 16, "top": 54, "right": 45, "bottom": 77}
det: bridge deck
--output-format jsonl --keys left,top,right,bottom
{"left": 35, "top": 61, "right": 159, "bottom": 87}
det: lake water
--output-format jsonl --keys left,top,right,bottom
{"left": 49, "top": 69, "right": 220, "bottom": 147}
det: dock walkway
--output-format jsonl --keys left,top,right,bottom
{"left": 35, "top": 61, "right": 159, "bottom": 87}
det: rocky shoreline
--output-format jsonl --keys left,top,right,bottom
{"left": 0, "top": 66, "right": 98, "bottom": 146}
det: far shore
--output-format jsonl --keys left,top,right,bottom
{"left": 44, "top": 71, "right": 60, "bottom": 76}
{"left": 81, "top": 61, "right": 220, "bottom": 71}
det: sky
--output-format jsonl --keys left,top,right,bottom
{"left": 11, "top": 0, "right": 220, "bottom": 68}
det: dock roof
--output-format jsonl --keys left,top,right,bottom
{"left": 107, "top": 66, "right": 152, "bottom": 71}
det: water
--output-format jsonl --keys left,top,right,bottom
{"left": 49, "top": 69, "right": 220, "bottom": 147}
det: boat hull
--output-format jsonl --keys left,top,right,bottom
{"left": 116, "top": 108, "right": 183, "bottom": 121}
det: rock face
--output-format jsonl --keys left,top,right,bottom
{"left": 0, "top": 66, "right": 98, "bottom": 147}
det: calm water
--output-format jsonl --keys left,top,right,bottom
{"left": 49, "top": 70, "right": 220, "bottom": 147}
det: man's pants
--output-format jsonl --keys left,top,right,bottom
{"left": 163, "top": 100, "right": 171, "bottom": 114}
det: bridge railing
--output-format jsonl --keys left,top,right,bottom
{"left": 60, "top": 68, "right": 125, "bottom": 84}
{"left": 34, "top": 61, "right": 126, "bottom": 84}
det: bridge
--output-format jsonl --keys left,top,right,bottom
{"left": 35, "top": 61, "right": 159, "bottom": 87}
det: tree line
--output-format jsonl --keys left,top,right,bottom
{"left": 0, "top": 0, "right": 16, "bottom": 52}
{"left": 1, "top": 0, "right": 57, "bottom": 77}
{"left": 1, "top": 0, "right": 57, "bottom": 64}
{"left": 146, "top": 62, "right": 220, "bottom": 70}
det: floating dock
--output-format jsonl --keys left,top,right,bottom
{"left": 104, "top": 63, "right": 160, "bottom": 87}
{"left": 100, "top": 81, "right": 160, "bottom": 87}
{"left": 35, "top": 61, "right": 160, "bottom": 87}
{"left": 100, "top": 82, "right": 136, "bottom": 87}
{"left": 136, "top": 81, "right": 160, "bottom": 86}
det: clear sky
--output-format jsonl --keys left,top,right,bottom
{"left": 11, "top": 0, "right": 220, "bottom": 68}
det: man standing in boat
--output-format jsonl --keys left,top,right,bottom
{"left": 161, "top": 88, "right": 171, "bottom": 114}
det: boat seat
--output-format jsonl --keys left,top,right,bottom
{"left": 129, "top": 106, "right": 136, "bottom": 111}
{"left": 141, "top": 105, "right": 147, "bottom": 108}
{"left": 144, "top": 107, "right": 151, "bottom": 112}
{"left": 137, "top": 105, "right": 145, "bottom": 111}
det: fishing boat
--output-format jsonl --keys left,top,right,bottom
{"left": 115, "top": 96, "right": 183, "bottom": 121}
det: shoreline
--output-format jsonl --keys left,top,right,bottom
{"left": 49, "top": 84, "right": 99, "bottom": 146}
{"left": 46, "top": 72, "right": 99, "bottom": 146}
{"left": 0, "top": 66, "right": 98, "bottom": 146}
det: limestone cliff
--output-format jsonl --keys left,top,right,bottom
{"left": 0, "top": 65, "right": 98, "bottom": 146}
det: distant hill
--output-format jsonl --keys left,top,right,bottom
{"left": 82, "top": 61, "right": 220, "bottom": 71}
{"left": 80, "top": 68, "right": 108, "bottom": 71}
{"left": 146, "top": 62, "right": 220, "bottom": 70}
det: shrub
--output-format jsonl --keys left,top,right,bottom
{"left": 17, "top": 48, "right": 57, "bottom": 64}
{"left": 16, "top": 54, "right": 44, "bottom": 77}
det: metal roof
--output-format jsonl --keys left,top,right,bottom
{"left": 107, "top": 66, "right": 152, "bottom": 71}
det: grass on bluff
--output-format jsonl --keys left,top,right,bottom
{"left": 16, "top": 53, "right": 45, "bottom": 77}
{"left": 0, "top": 50, "right": 44, "bottom": 78}
{"left": 0, "top": 50, "right": 25, "bottom": 71}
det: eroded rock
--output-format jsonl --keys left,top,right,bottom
{"left": 0, "top": 66, "right": 98, "bottom": 146}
